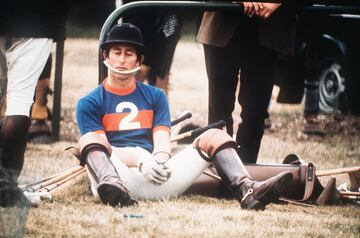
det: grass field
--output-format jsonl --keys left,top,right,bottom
{"left": 1, "top": 38, "right": 359, "bottom": 238}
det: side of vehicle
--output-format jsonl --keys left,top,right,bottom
{"left": 275, "top": 6, "right": 360, "bottom": 116}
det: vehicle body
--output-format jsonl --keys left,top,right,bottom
{"left": 275, "top": 5, "right": 360, "bottom": 115}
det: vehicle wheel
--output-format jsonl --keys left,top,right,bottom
{"left": 317, "top": 58, "right": 346, "bottom": 114}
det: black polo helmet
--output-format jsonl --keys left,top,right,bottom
{"left": 101, "top": 23, "right": 145, "bottom": 54}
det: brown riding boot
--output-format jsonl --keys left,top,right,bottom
{"left": 85, "top": 151, "right": 137, "bottom": 207}
{"left": 31, "top": 78, "right": 52, "bottom": 121}
{"left": 29, "top": 79, "right": 52, "bottom": 142}
{"left": 213, "top": 148, "right": 292, "bottom": 210}
{"left": 193, "top": 128, "right": 292, "bottom": 210}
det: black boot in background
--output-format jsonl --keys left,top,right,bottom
{"left": 0, "top": 115, "right": 30, "bottom": 177}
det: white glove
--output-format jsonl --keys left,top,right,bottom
{"left": 139, "top": 159, "right": 172, "bottom": 185}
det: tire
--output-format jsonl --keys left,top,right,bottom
{"left": 317, "top": 57, "right": 346, "bottom": 114}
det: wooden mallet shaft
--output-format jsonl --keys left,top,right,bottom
{"left": 23, "top": 166, "right": 84, "bottom": 192}
{"left": 39, "top": 167, "right": 86, "bottom": 193}
{"left": 316, "top": 166, "right": 360, "bottom": 177}
{"left": 20, "top": 170, "right": 67, "bottom": 190}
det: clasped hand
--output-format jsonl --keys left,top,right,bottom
{"left": 139, "top": 157, "right": 172, "bottom": 185}
{"left": 242, "top": 2, "right": 281, "bottom": 19}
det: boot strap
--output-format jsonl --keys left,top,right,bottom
{"left": 240, "top": 188, "right": 254, "bottom": 206}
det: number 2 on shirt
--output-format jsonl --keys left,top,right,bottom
{"left": 116, "top": 102, "right": 141, "bottom": 130}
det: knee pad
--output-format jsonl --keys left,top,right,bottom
{"left": 192, "top": 129, "right": 237, "bottom": 161}
{"left": 78, "top": 132, "right": 112, "bottom": 166}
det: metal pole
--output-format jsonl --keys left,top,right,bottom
{"left": 52, "top": 40, "right": 64, "bottom": 141}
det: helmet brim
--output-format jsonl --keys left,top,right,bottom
{"left": 100, "top": 40, "right": 145, "bottom": 54}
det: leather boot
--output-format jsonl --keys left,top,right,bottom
{"left": 0, "top": 115, "right": 30, "bottom": 177}
{"left": 28, "top": 79, "right": 52, "bottom": 143}
{"left": 213, "top": 148, "right": 292, "bottom": 210}
{"left": 85, "top": 150, "right": 137, "bottom": 207}
{"left": 31, "top": 78, "right": 52, "bottom": 121}
{"left": 0, "top": 166, "right": 33, "bottom": 207}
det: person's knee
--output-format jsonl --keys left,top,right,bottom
{"left": 77, "top": 132, "right": 112, "bottom": 166}
{"left": 192, "top": 129, "right": 237, "bottom": 160}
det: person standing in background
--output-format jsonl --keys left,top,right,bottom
{"left": 115, "top": 0, "right": 182, "bottom": 95}
{"left": 197, "top": 1, "right": 297, "bottom": 163}
{"left": 0, "top": 1, "right": 69, "bottom": 179}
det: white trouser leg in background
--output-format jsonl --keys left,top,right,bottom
{"left": 0, "top": 37, "right": 52, "bottom": 116}
{"left": 87, "top": 146, "right": 211, "bottom": 201}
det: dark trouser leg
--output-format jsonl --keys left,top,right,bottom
{"left": 345, "top": 41, "right": 360, "bottom": 115}
{"left": 85, "top": 150, "right": 137, "bottom": 207}
{"left": 0, "top": 115, "right": 30, "bottom": 177}
{"left": 203, "top": 43, "right": 240, "bottom": 136}
{"left": 303, "top": 39, "right": 321, "bottom": 116}
{"left": 0, "top": 166, "right": 32, "bottom": 207}
{"left": 236, "top": 43, "right": 277, "bottom": 164}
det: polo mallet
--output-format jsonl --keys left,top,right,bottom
{"left": 316, "top": 166, "right": 360, "bottom": 177}
{"left": 38, "top": 167, "right": 86, "bottom": 193}
{"left": 171, "top": 120, "right": 226, "bottom": 142}
{"left": 21, "top": 166, "right": 86, "bottom": 204}
{"left": 316, "top": 166, "right": 360, "bottom": 197}
{"left": 20, "top": 170, "right": 68, "bottom": 190}
{"left": 171, "top": 111, "right": 192, "bottom": 126}
{"left": 22, "top": 166, "right": 85, "bottom": 193}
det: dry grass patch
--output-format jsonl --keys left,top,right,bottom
{"left": 21, "top": 135, "right": 360, "bottom": 237}
{"left": 24, "top": 186, "right": 360, "bottom": 237}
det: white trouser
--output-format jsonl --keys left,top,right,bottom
{"left": 88, "top": 146, "right": 211, "bottom": 201}
{"left": 0, "top": 37, "right": 53, "bottom": 116}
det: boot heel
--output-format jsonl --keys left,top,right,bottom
{"left": 257, "top": 171, "right": 293, "bottom": 206}
{"left": 98, "top": 183, "right": 137, "bottom": 207}
{"left": 240, "top": 188, "right": 264, "bottom": 210}
{"left": 242, "top": 199, "right": 265, "bottom": 210}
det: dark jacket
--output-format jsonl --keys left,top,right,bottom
{"left": 197, "top": 3, "right": 297, "bottom": 55}
{"left": 0, "top": 0, "right": 70, "bottom": 41}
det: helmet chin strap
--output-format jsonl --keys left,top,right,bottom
{"left": 103, "top": 60, "right": 141, "bottom": 75}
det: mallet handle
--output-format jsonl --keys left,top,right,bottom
{"left": 316, "top": 166, "right": 360, "bottom": 177}
{"left": 20, "top": 170, "right": 67, "bottom": 190}
{"left": 171, "top": 120, "right": 226, "bottom": 142}
{"left": 39, "top": 168, "right": 86, "bottom": 193}
{"left": 340, "top": 191, "right": 360, "bottom": 196}
{"left": 171, "top": 111, "right": 192, "bottom": 126}
{"left": 23, "top": 166, "right": 84, "bottom": 192}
